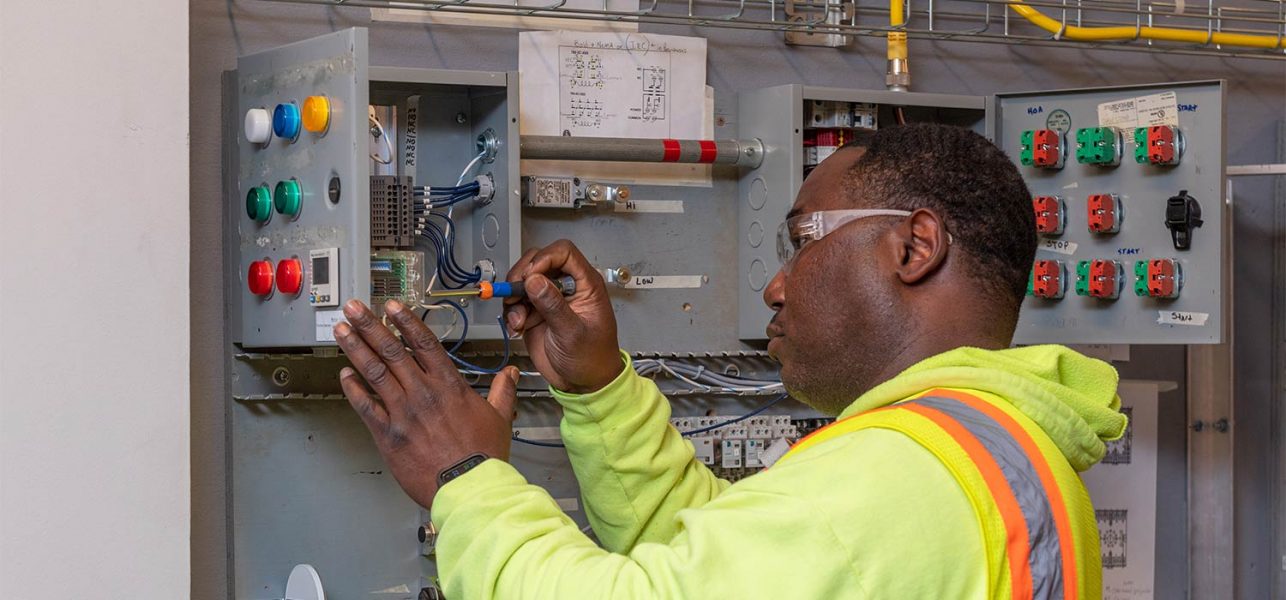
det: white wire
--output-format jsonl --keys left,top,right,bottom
{"left": 369, "top": 115, "right": 394, "bottom": 165}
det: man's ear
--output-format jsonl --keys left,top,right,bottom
{"left": 892, "top": 208, "right": 950, "bottom": 285}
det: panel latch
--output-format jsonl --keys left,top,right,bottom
{"left": 1165, "top": 189, "right": 1203, "bottom": 250}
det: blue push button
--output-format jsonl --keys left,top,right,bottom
{"left": 272, "top": 103, "right": 301, "bottom": 140}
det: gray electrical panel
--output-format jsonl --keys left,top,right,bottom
{"left": 996, "top": 81, "right": 1226, "bottom": 344}
{"left": 736, "top": 85, "right": 989, "bottom": 340}
{"left": 231, "top": 29, "right": 520, "bottom": 348}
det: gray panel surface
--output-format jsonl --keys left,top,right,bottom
{"left": 736, "top": 84, "right": 987, "bottom": 339}
{"left": 997, "top": 81, "right": 1226, "bottom": 344}
{"left": 236, "top": 29, "right": 371, "bottom": 347}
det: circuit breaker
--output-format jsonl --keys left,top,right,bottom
{"left": 996, "top": 81, "right": 1225, "bottom": 344}
{"left": 230, "top": 28, "right": 520, "bottom": 348}
{"left": 736, "top": 85, "right": 988, "bottom": 340}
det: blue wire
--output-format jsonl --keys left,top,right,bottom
{"left": 446, "top": 315, "right": 511, "bottom": 374}
{"left": 511, "top": 392, "right": 791, "bottom": 448}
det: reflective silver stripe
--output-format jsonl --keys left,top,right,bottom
{"left": 912, "top": 396, "right": 1066, "bottom": 600}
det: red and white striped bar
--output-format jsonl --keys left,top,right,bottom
{"left": 521, "top": 135, "right": 765, "bottom": 169}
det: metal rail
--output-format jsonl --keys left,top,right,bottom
{"left": 265, "top": 0, "right": 1286, "bottom": 60}
{"left": 521, "top": 135, "right": 766, "bottom": 167}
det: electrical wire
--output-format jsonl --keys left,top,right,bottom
{"left": 511, "top": 392, "right": 791, "bottom": 448}
{"left": 423, "top": 300, "right": 468, "bottom": 354}
{"left": 446, "top": 315, "right": 511, "bottom": 374}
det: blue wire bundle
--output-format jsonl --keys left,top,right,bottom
{"left": 422, "top": 299, "right": 511, "bottom": 374}
{"left": 415, "top": 181, "right": 480, "bottom": 208}
{"left": 419, "top": 214, "right": 481, "bottom": 289}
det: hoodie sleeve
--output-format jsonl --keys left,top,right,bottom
{"left": 548, "top": 352, "right": 730, "bottom": 553}
{"left": 429, "top": 458, "right": 864, "bottom": 599}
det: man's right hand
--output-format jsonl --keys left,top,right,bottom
{"left": 503, "top": 240, "right": 624, "bottom": 394}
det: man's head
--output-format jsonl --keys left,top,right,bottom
{"left": 764, "top": 123, "right": 1036, "bottom": 414}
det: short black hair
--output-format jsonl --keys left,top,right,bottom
{"left": 844, "top": 123, "right": 1036, "bottom": 312}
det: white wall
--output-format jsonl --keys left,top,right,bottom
{"left": 0, "top": 2, "right": 190, "bottom": 598}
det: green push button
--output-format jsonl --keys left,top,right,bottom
{"left": 275, "top": 179, "right": 302, "bottom": 217}
{"left": 246, "top": 185, "right": 272, "bottom": 223}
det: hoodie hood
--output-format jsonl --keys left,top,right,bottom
{"left": 838, "top": 345, "right": 1127, "bottom": 472}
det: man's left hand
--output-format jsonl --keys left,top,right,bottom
{"left": 333, "top": 299, "right": 520, "bottom": 508}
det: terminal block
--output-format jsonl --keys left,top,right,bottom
{"left": 1076, "top": 260, "right": 1123, "bottom": 300}
{"left": 1029, "top": 260, "right": 1066, "bottom": 300}
{"left": 1075, "top": 127, "right": 1122, "bottom": 166}
{"left": 1134, "top": 259, "right": 1183, "bottom": 299}
{"left": 1134, "top": 125, "right": 1184, "bottom": 166}
{"left": 1087, "top": 193, "right": 1122, "bottom": 234}
{"left": 370, "top": 175, "right": 416, "bottom": 248}
{"left": 1032, "top": 195, "right": 1065, "bottom": 235}
{"left": 1020, "top": 129, "right": 1065, "bottom": 169}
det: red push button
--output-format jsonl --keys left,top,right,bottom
{"left": 248, "top": 260, "right": 274, "bottom": 296}
{"left": 276, "top": 258, "right": 303, "bottom": 296}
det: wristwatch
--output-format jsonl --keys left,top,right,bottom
{"left": 437, "top": 453, "right": 490, "bottom": 486}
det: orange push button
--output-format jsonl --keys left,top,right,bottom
{"left": 302, "top": 96, "right": 330, "bottom": 134}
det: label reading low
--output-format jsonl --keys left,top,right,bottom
{"left": 1157, "top": 310, "right": 1209, "bottom": 326}
{"left": 622, "top": 275, "right": 704, "bottom": 289}
{"left": 315, "top": 310, "right": 346, "bottom": 342}
{"left": 1040, "top": 239, "right": 1078, "bottom": 256}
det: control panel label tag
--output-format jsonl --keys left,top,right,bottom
{"left": 1098, "top": 91, "right": 1179, "bottom": 128}
{"left": 613, "top": 200, "right": 685, "bottom": 214}
{"left": 1039, "top": 239, "right": 1078, "bottom": 256}
{"left": 622, "top": 275, "right": 704, "bottom": 289}
{"left": 1157, "top": 310, "right": 1209, "bottom": 326}
{"left": 315, "top": 310, "right": 346, "bottom": 342}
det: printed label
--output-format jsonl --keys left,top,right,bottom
{"left": 1098, "top": 91, "right": 1179, "bottom": 128}
{"left": 315, "top": 310, "right": 346, "bottom": 342}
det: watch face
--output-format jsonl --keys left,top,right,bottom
{"left": 439, "top": 453, "right": 489, "bottom": 485}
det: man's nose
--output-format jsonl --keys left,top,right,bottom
{"left": 763, "top": 267, "right": 786, "bottom": 311}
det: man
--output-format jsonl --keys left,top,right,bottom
{"left": 332, "top": 123, "right": 1127, "bottom": 599}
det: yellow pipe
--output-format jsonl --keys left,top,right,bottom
{"left": 1008, "top": 0, "right": 1286, "bottom": 50}
{"left": 889, "top": 0, "right": 907, "bottom": 61}
{"left": 887, "top": 0, "right": 910, "bottom": 90}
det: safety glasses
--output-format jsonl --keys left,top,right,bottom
{"left": 776, "top": 209, "right": 912, "bottom": 267}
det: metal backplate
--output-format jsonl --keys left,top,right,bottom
{"left": 997, "top": 81, "right": 1226, "bottom": 344}
{"left": 235, "top": 28, "right": 370, "bottom": 347}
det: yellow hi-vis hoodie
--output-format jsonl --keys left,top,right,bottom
{"left": 431, "top": 345, "right": 1128, "bottom": 599}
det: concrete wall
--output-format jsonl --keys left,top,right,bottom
{"left": 0, "top": 3, "right": 190, "bottom": 598}
{"left": 190, "top": 2, "right": 1284, "bottom": 597}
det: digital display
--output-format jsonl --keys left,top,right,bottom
{"left": 312, "top": 257, "right": 329, "bottom": 284}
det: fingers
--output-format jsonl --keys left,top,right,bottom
{"left": 340, "top": 367, "right": 389, "bottom": 431}
{"left": 520, "top": 239, "right": 605, "bottom": 293}
{"left": 383, "top": 300, "right": 456, "bottom": 376}
{"left": 522, "top": 273, "right": 580, "bottom": 332}
{"left": 503, "top": 248, "right": 541, "bottom": 307}
{"left": 485, "top": 366, "right": 520, "bottom": 423}
{"left": 339, "top": 300, "right": 427, "bottom": 399}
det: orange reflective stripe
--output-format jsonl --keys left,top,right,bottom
{"left": 903, "top": 402, "right": 1035, "bottom": 600}
{"left": 928, "top": 389, "right": 1079, "bottom": 600}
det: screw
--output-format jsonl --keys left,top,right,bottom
{"left": 1213, "top": 418, "right": 1230, "bottom": 433}
{"left": 271, "top": 366, "right": 292, "bottom": 387}
{"left": 1191, "top": 420, "right": 1205, "bottom": 432}
{"left": 455, "top": 112, "right": 467, "bottom": 124}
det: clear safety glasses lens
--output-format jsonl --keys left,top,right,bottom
{"left": 776, "top": 209, "right": 913, "bottom": 267}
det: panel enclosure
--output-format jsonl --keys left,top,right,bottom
{"left": 997, "top": 81, "right": 1226, "bottom": 344}
{"left": 235, "top": 29, "right": 370, "bottom": 348}
{"left": 231, "top": 30, "right": 520, "bottom": 348}
{"left": 736, "top": 85, "right": 988, "bottom": 340}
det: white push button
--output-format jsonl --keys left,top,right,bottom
{"left": 244, "top": 108, "right": 272, "bottom": 144}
